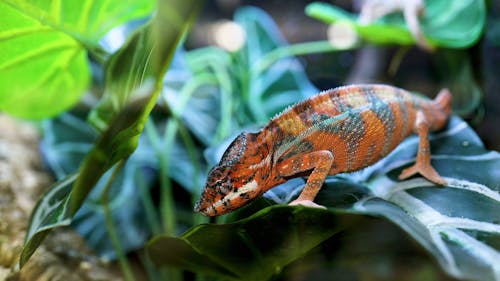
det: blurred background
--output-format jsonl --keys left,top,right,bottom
{"left": 188, "top": 0, "right": 500, "bottom": 151}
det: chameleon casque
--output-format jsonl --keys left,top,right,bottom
{"left": 194, "top": 84, "right": 452, "bottom": 216}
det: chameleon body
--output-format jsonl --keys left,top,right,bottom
{"left": 195, "top": 84, "right": 452, "bottom": 216}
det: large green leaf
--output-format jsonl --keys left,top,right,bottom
{"left": 306, "top": 0, "right": 486, "bottom": 48}
{"left": 147, "top": 206, "right": 356, "bottom": 281}
{"left": 0, "top": 0, "right": 154, "bottom": 119}
{"left": 21, "top": 0, "right": 204, "bottom": 267}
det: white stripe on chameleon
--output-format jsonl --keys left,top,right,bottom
{"left": 210, "top": 180, "right": 258, "bottom": 210}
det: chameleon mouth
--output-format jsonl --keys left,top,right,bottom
{"left": 193, "top": 198, "right": 213, "bottom": 216}
{"left": 194, "top": 180, "right": 259, "bottom": 217}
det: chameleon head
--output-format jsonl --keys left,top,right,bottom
{"left": 194, "top": 133, "right": 264, "bottom": 216}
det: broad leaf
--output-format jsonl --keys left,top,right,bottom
{"left": 265, "top": 116, "right": 500, "bottom": 281}
{"left": 0, "top": 0, "right": 154, "bottom": 118}
{"left": 147, "top": 206, "right": 357, "bottom": 281}
{"left": 306, "top": 0, "right": 486, "bottom": 48}
{"left": 20, "top": 174, "right": 76, "bottom": 266}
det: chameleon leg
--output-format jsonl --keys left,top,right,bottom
{"left": 277, "top": 150, "right": 334, "bottom": 209}
{"left": 399, "top": 111, "right": 446, "bottom": 185}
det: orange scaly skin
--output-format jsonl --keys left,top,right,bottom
{"left": 194, "top": 84, "right": 453, "bottom": 216}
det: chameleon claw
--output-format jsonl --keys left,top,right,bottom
{"left": 289, "top": 199, "right": 327, "bottom": 209}
{"left": 399, "top": 164, "right": 447, "bottom": 186}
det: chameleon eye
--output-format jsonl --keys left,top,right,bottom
{"left": 217, "top": 182, "right": 231, "bottom": 194}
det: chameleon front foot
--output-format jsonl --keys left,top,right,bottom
{"left": 289, "top": 199, "right": 327, "bottom": 209}
{"left": 399, "top": 163, "right": 446, "bottom": 185}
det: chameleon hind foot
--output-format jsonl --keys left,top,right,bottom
{"left": 399, "top": 162, "right": 446, "bottom": 185}
{"left": 398, "top": 110, "right": 446, "bottom": 186}
{"left": 289, "top": 199, "right": 327, "bottom": 209}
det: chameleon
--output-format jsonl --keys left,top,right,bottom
{"left": 194, "top": 84, "right": 452, "bottom": 216}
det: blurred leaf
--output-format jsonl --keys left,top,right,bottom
{"left": 20, "top": 174, "right": 76, "bottom": 266}
{"left": 0, "top": 0, "right": 154, "bottom": 118}
{"left": 72, "top": 155, "right": 157, "bottom": 258}
{"left": 163, "top": 48, "right": 231, "bottom": 146}
{"left": 41, "top": 113, "right": 158, "bottom": 258}
{"left": 422, "top": 0, "right": 486, "bottom": 48}
{"left": 235, "top": 7, "right": 318, "bottom": 123}
{"left": 306, "top": 2, "right": 414, "bottom": 45}
{"left": 306, "top": 0, "right": 486, "bottom": 48}
{"left": 41, "top": 113, "right": 98, "bottom": 178}
{"left": 161, "top": 6, "right": 321, "bottom": 148}
{"left": 21, "top": 0, "right": 204, "bottom": 267}
{"left": 70, "top": 95, "right": 153, "bottom": 215}
{"left": 89, "top": 1, "right": 204, "bottom": 130}
{"left": 434, "top": 50, "right": 482, "bottom": 116}
{"left": 147, "top": 206, "right": 356, "bottom": 281}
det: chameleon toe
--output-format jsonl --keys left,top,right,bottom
{"left": 289, "top": 199, "right": 327, "bottom": 209}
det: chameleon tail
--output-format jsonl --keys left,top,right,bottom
{"left": 429, "top": 88, "right": 453, "bottom": 130}
{"left": 433, "top": 88, "right": 453, "bottom": 116}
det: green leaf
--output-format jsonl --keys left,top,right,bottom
{"left": 421, "top": 0, "right": 486, "bottom": 48}
{"left": 20, "top": 174, "right": 76, "bottom": 267}
{"left": 147, "top": 206, "right": 356, "bottom": 281}
{"left": 265, "top": 116, "right": 500, "bottom": 281}
{"left": 306, "top": 0, "right": 486, "bottom": 48}
{"left": 305, "top": 2, "right": 414, "bottom": 45}
{"left": 0, "top": 0, "right": 154, "bottom": 118}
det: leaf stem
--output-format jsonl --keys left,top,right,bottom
{"left": 101, "top": 160, "right": 136, "bottom": 281}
